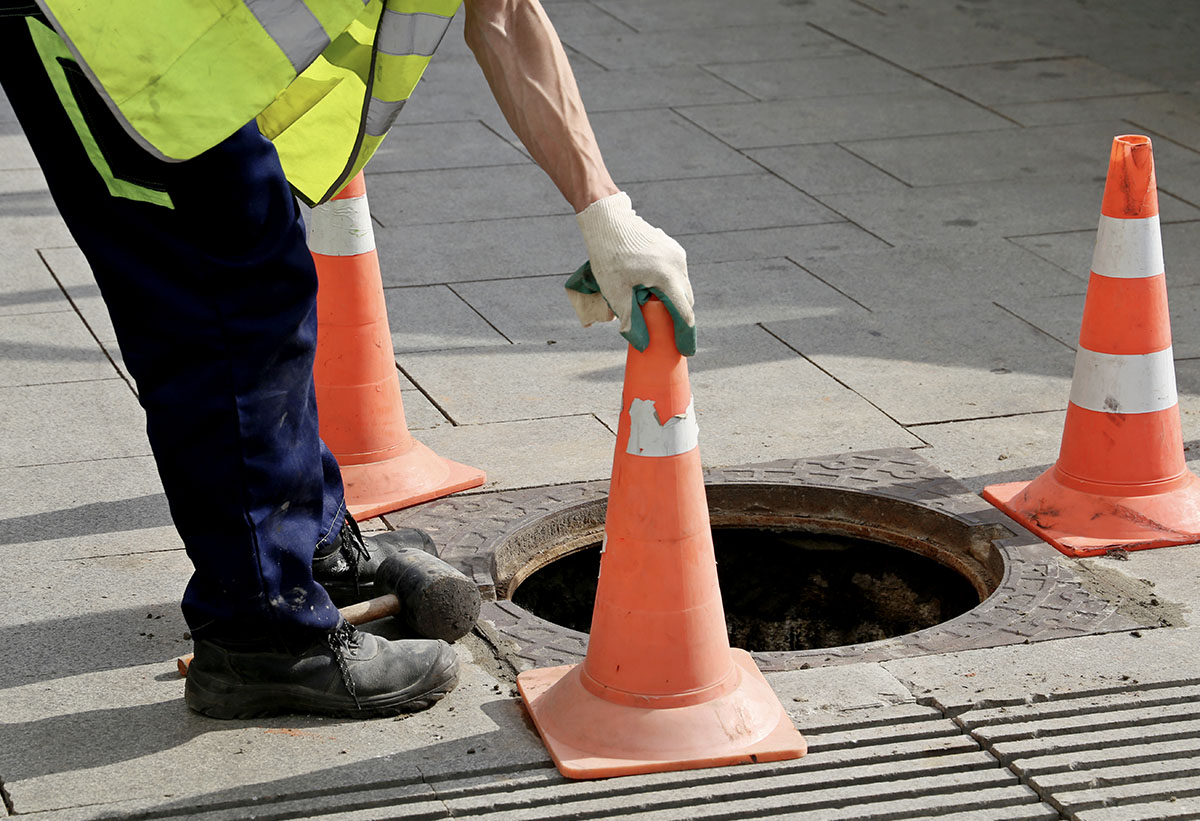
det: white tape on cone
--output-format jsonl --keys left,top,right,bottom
{"left": 1091, "top": 214, "right": 1164, "bottom": 279}
{"left": 626, "top": 397, "right": 699, "bottom": 457}
{"left": 307, "top": 195, "right": 376, "bottom": 257}
{"left": 1069, "top": 346, "right": 1178, "bottom": 414}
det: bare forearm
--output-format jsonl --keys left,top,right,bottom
{"left": 464, "top": 0, "right": 618, "bottom": 213}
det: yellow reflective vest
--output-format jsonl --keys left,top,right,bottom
{"left": 37, "top": 0, "right": 462, "bottom": 204}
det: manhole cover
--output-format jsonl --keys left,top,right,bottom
{"left": 384, "top": 449, "right": 1168, "bottom": 672}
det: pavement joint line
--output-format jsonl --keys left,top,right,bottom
{"left": 694, "top": 62, "right": 764, "bottom": 103}
{"left": 394, "top": 361, "right": 458, "bottom": 426}
{"left": 475, "top": 118, "right": 533, "bottom": 161}
{"left": 848, "top": 0, "right": 888, "bottom": 16}
{"left": 383, "top": 270, "right": 572, "bottom": 288}
{"left": 804, "top": 22, "right": 1026, "bottom": 127}
{"left": 590, "top": 411, "right": 615, "bottom": 436}
{"left": 784, "top": 256, "right": 874, "bottom": 312}
{"left": 1123, "top": 119, "right": 1200, "bottom": 158}
{"left": 366, "top": 159, "right": 533, "bottom": 177}
{"left": 35, "top": 248, "right": 136, "bottom": 396}
{"left": 833, "top": 141, "right": 915, "bottom": 188}
{"left": 48, "top": 546, "right": 184, "bottom": 562}
{"left": 0, "top": 774, "right": 13, "bottom": 816}
{"left": 580, "top": 0, "right": 637, "bottom": 34}
{"left": 756, "top": 321, "right": 915, "bottom": 434}
{"left": 2, "top": 451, "right": 154, "bottom": 470}
{"left": 673, "top": 216, "right": 851, "bottom": 236}
{"left": 1, "top": 375, "right": 126, "bottom": 389}
{"left": 997, "top": 299, "right": 1076, "bottom": 352}
{"left": 445, "top": 283, "right": 515, "bottom": 344}
{"left": 904, "top": 408, "right": 1066, "bottom": 428}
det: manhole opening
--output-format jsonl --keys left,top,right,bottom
{"left": 510, "top": 527, "right": 983, "bottom": 653}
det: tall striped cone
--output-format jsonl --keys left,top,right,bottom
{"left": 983, "top": 135, "right": 1200, "bottom": 557}
{"left": 517, "top": 298, "right": 806, "bottom": 779}
{"left": 309, "top": 173, "right": 485, "bottom": 518}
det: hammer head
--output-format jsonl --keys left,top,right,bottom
{"left": 376, "top": 548, "right": 481, "bottom": 642}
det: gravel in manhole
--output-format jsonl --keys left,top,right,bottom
{"left": 510, "top": 527, "right": 981, "bottom": 653}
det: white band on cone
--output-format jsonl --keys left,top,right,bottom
{"left": 307, "top": 195, "right": 376, "bottom": 256}
{"left": 627, "top": 397, "right": 699, "bottom": 457}
{"left": 1069, "top": 346, "right": 1178, "bottom": 414}
{"left": 1091, "top": 215, "right": 1164, "bottom": 279}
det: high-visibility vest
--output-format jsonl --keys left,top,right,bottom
{"left": 37, "top": 0, "right": 462, "bottom": 204}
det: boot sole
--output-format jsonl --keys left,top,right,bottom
{"left": 185, "top": 661, "right": 459, "bottom": 720}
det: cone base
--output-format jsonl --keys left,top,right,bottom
{"left": 517, "top": 649, "right": 806, "bottom": 780}
{"left": 983, "top": 469, "right": 1200, "bottom": 557}
{"left": 340, "top": 439, "right": 485, "bottom": 519}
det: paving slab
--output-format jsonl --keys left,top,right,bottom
{"left": 745, "top": 143, "right": 908, "bottom": 196}
{"left": 623, "top": 174, "right": 843, "bottom": 237}
{"left": 677, "top": 89, "right": 1012, "bottom": 150}
{"left": 0, "top": 310, "right": 115, "bottom": 387}
{"left": 37, "top": 246, "right": 117, "bottom": 347}
{"left": 0, "top": 379, "right": 148, "bottom": 468}
{"left": 589, "top": 109, "right": 762, "bottom": 183}
{"left": 796, "top": 239, "right": 1087, "bottom": 311}
{"left": 592, "top": 0, "right": 854, "bottom": 32}
{"left": 564, "top": 24, "right": 859, "bottom": 71}
{"left": 680, "top": 222, "right": 890, "bottom": 265}
{"left": 1010, "top": 220, "right": 1200, "bottom": 285}
{"left": 924, "top": 57, "right": 1162, "bottom": 108}
{"left": 363, "top": 121, "right": 530, "bottom": 175}
{"left": 385, "top": 283, "right": 509, "bottom": 353}
{"left": 818, "top": 182, "right": 1200, "bottom": 246}
{"left": 367, "top": 164, "right": 567, "bottom": 229}
{"left": 0, "top": 131, "right": 37, "bottom": 171}
{"left": 574, "top": 65, "right": 754, "bottom": 111}
{"left": 706, "top": 54, "right": 936, "bottom": 102}
{"left": 907, "top": 411, "right": 1064, "bottom": 495}
{"left": 763, "top": 303, "right": 1076, "bottom": 426}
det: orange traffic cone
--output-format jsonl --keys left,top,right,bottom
{"left": 517, "top": 297, "right": 806, "bottom": 779}
{"left": 983, "top": 135, "right": 1200, "bottom": 557}
{"left": 310, "top": 173, "right": 485, "bottom": 518}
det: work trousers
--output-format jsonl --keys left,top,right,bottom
{"left": 1, "top": 12, "right": 345, "bottom": 649}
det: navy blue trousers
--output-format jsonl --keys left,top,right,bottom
{"left": 2, "top": 14, "right": 345, "bottom": 649}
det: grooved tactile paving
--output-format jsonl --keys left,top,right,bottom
{"left": 386, "top": 449, "right": 1165, "bottom": 673}
{"left": 90, "top": 703, "right": 1060, "bottom": 820}
{"left": 956, "top": 681, "right": 1200, "bottom": 821}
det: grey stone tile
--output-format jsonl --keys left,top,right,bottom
{"left": 707, "top": 54, "right": 935, "bottom": 101}
{"left": 414, "top": 414, "right": 616, "bottom": 491}
{"left": 397, "top": 385, "right": 452, "bottom": 431}
{"left": 678, "top": 89, "right": 1011, "bottom": 149}
{"left": 399, "top": 338, "right": 624, "bottom": 425}
{"left": 1010, "top": 220, "right": 1200, "bottom": 286}
{"left": 747, "top": 144, "right": 908, "bottom": 196}
{"left": 375, "top": 213, "right": 583, "bottom": 286}
{"left": 590, "top": 109, "right": 762, "bottom": 184}
{"left": 363, "top": 121, "right": 530, "bottom": 175}
{"left": 384, "top": 284, "right": 509, "bottom": 353}
{"left": 0, "top": 212, "right": 72, "bottom": 249}
{"left": 997, "top": 283, "right": 1200, "bottom": 360}
{"left": 366, "top": 164, "right": 566, "bottom": 228}
{"left": 450, "top": 274, "right": 630, "bottom": 347}
{"left": 0, "top": 380, "right": 148, "bottom": 467}
{"left": 0, "top": 167, "right": 48, "bottom": 194}
{"left": 0, "top": 311, "right": 115, "bottom": 387}
{"left": 596, "top": 324, "right": 922, "bottom": 466}
{"left": 841, "top": 122, "right": 1135, "bottom": 187}
{"left": 911, "top": 411, "right": 1064, "bottom": 494}
{"left": 763, "top": 303, "right": 1077, "bottom": 426}
{"left": 0, "top": 247, "right": 70, "bottom": 318}
{"left": 682, "top": 222, "right": 891, "bottom": 265}
{"left": 819, "top": 182, "right": 1200, "bottom": 247}
{"left": 0, "top": 131, "right": 37, "bottom": 170}
{"left": 542, "top": 0, "right": 636, "bottom": 36}
{"left": 593, "top": 0, "right": 853, "bottom": 32}
{"left": 38, "top": 246, "right": 118, "bottom": 346}
{"left": 798, "top": 240, "right": 1087, "bottom": 311}
{"left": 0, "top": 455, "right": 177, "bottom": 562}
{"left": 564, "top": 25, "right": 859, "bottom": 70}
{"left": 925, "top": 57, "right": 1162, "bottom": 107}
{"left": 624, "top": 175, "right": 843, "bottom": 236}
{"left": 996, "top": 93, "right": 1197, "bottom": 133}
{"left": 576, "top": 65, "right": 754, "bottom": 111}
{"left": 816, "top": 6, "right": 1068, "bottom": 69}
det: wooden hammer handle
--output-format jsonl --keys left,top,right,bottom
{"left": 175, "top": 592, "right": 400, "bottom": 677}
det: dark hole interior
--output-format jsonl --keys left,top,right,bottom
{"left": 510, "top": 527, "right": 982, "bottom": 652}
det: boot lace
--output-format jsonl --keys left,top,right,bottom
{"left": 338, "top": 515, "right": 371, "bottom": 598}
{"left": 327, "top": 621, "right": 363, "bottom": 710}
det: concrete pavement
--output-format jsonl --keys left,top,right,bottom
{"left": 4, "top": 0, "right": 1200, "bottom": 818}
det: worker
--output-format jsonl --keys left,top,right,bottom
{"left": 1, "top": 0, "right": 694, "bottom": 719}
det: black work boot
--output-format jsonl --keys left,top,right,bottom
{"left": 185, "top": 620, "right": 459, "bottom": 719}
{"left": 312, "top": 514, "right": 436, "bottom": 607}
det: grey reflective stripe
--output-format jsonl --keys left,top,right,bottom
{"left": 378, "top": 10, "right": 452, "bottom": 57}
{"left": 365, "top": 97, "right": 407, "bottom": 137}
{"left": 244, "top": 0, "right": 331, "bottom": 72}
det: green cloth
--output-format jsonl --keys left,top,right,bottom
{"left": 565, "top": 261, "right": 697, "bottom": 356}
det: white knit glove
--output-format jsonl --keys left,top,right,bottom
{"left": 571, "top": 192, "right": 694, "bottom": 336}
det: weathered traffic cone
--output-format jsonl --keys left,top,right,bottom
{"left": 983, "top": 135, "right": 1200, "bottom": 557}
{"left": 517, "top": 297, "right": 806, "bottom": 779}
{"left": 310, "top": 173, "right": 485, "bottom": 518}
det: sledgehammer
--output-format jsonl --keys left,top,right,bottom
{"left": 175, "top": 549, "right": 481, "bottom": 677}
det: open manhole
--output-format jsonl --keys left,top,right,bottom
{"left": 511, "top": 528, "right": 984, "bottom": 653}
{"left": 385, "top": 449, "right": 1166, "bottom": 672}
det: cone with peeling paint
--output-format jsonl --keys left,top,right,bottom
{"left": 310, "top": 173, "right": 484, "bottom": 518}
{"left": 983, "top": 135, "right": 1200, "bottom": 557}
{"left": 517, "top": 297, "right": 806, "bottom": 779}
